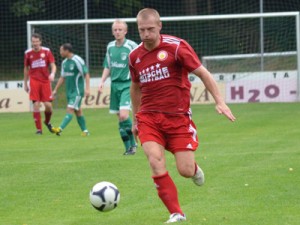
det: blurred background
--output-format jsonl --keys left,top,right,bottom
{"left": 1, "top": 0, "right": 299, "bottom": 80}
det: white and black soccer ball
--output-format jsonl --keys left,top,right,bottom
{"left": 89, "top": 181, "right": 120, "bottom": 212}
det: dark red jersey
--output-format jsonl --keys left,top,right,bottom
{"left": 129, "top": 34, "right": 202, "bottom": 114}
{"left": 24, "top": 47, "right": 55, "bottom": 82}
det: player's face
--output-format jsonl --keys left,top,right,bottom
{"left": 137, "top": 16, "right": 162, "bottom": 46}
{"left": 112, "top": 23, "right": 127, "bottom": 41}
{"left": 31, "top": 37, "right": 42, "bottom": 51}
{"left": 59, "top": 46, "right": 67, "bottom": 58}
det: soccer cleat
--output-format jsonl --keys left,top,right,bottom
{"left": 44, "top": 122, "right": 54, "bottom": 133}
{"left": 81, "top": 131, "right": 90, "bottom": 137}
{"left": 165, "top": 213, "right": 186, "bottom": 223}
{"left": 35, "top": 130, "right": 43, "bottom": 135}
{"left": 123, "top": 149, "right": 136, "bottom": 155}
{"left": 192, "top": 165, "right": 205, "bottom": 186}
{"left": 51, "top": 127, "right": 62, "bottom": 136}
{"left": 130, "top": 145, "right": 137, "bottom": 153}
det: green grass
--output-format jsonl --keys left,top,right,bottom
{"left": 0, "top": 103, "right": 299, "bottom": 225}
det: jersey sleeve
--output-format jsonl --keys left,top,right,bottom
{"left": 61, "top": 62, "right": 65, "bottom": 77}
{"left": 176, "top": 40, "right": 202, "bottom": 72}
{"left": 24, "top": 52, "right": 29, "bottom": 67}
{"left": 103, "top": 47, "right": 110, "bottom": 69}
{"left": 47, "top": 50, "right": 55, "bottom": 63}
{"left": 129, "top": 56, "right": 139, "bottom": 83}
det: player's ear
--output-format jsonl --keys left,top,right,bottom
{"left": 158, "top": 21, "right": 162, "bottom": 32}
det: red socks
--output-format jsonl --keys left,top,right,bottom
{"left": 44, "top": 111, "right": 52, "bottom": 125}
{"left": 33, "top": 112, "right": 42, "bottom": 131}
{"left": 152, "top": 172, "right": 183, "bottom": 215}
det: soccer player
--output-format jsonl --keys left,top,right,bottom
{"left": 24, "top": 33, "right": 56, "bottom": 134}
{"left": 51, "top": 43, "right": 90, "bottom": 136}
{"left": 129, "top": 8, "right": 236, "bottom": 223}
{"left": 98, "top": 19, "right": 138, "bottom": 155}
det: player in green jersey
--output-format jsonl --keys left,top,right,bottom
{"left": 99, "top": 19, "right": 138, "bottom": 155}
{"left": 52, "top": 43, "right": 90, "bottom": 136}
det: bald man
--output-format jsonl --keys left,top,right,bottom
{"left": 99, "top": 20, "right": 138, "bottom": 155}
{"left": 129, "top": 8, "right": 236, "bottom": 223}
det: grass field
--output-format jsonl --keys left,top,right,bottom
{"left": 0, "top": 103, "right": 299, "bottom": 225}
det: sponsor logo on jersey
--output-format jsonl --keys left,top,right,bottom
{"left": 40, "top": 53, "right": 45, "bottom": 58}
{"left": 63, "top": 72, "right": 74, "bottom": 76}
{"left": 111, "top": 61, "right": 126, "bottom": 68}
{"left": 139, "top": 63, "right": 170, "bottom": 83}
{"left": 157, "top": 50, "right": 168, "bottom": 61}
{"left": 31, "top": 59, "right": 46, "bottom": 69}
{"left": 135, "top": 58, "right": 141, "bottom": 63}
{"left": 70, "top": 63, "right": 74, "bottom": 71}
{"left": 121, "top": 52, "right": 128, "bottom": 60}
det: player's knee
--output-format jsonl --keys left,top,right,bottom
{"left": 148, "top": 156, "right": 165, "bottom": 173}
{"left": 177, "top": 164, "right": 194, "bottom": 178}
{"left": 119, "top": 114, "right": 128, "bottom": 121}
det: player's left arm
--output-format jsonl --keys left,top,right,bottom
{"left": 49, "top": 63, "right": 57, "bottom": 81}
{"left": 193, "top": 66, "right": 236, "bottom": 122}
{"left": 85, "top": 73, "right": 90, "bottom": 97}
{"left": 48, "top": 50, "right": 56, "bottom": 81}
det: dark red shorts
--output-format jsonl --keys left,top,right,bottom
{"left": 136, "top": 112, "right": 199, "bottom": 154}
{"left": 29, "top": 79, "right": 53, "bottom": 102}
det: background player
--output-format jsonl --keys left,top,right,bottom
{"left": 24, "top": 33, "right": 56, "bottom": 134}
{"left": 98, "top": 19, "right": 138, "bottom": 155}
{"left": 129, "top": 8, "right": 236, "bottom": 223}
{"left": 52, "top": 43, "right": 90, "bottom": 136}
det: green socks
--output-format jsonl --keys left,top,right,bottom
{"left": 77, "top": 115, "right": 88, "bottom": 132}
{"left": 119, "top": 118, "right": 136, "bottom": 151}
{"left": 60, "top": 113, "right": 73, "bottom": 130}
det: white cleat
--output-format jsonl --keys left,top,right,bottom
{"left": 165, "top": 213, "right": 186, "bottom": 223}
{"left": 192, "top": 165, "right": 205, "bottom": 186}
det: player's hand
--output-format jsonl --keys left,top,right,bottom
{"left": 52, "top": 90, "right": 57, "bottom": 98}
{"left": 85, "top": 89, "right": 90, "bottom": 97}
{"left": 216, "top": 102, "right": 236, "bottom": 122}
{"left": 98, "top": 82, "right": 104, "bottom": 93}
{"left": 24, "top": 84, "right": 29, "bottom": 93}
{"left": 132, "top": 123, "right": 139, "bottom": 144}
{"left": 49, "top": 73, "right": 55, "bottom": 81}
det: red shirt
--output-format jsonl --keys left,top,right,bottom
{"left": 129, "top": 34, "right": 202, "bottom": 114}
{"left": 24, "top": 47, "right": 55, "bottom": 82}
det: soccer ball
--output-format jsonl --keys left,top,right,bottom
{"left": 89, "top": 181, "right": 120, "bottom": 212}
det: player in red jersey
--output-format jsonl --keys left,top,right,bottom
{"left": 24, "top": 33, "right": 57, "bottom": 134}
{"left": 129, "top": 8, "right": 236, "bottom": 223}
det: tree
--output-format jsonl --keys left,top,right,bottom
{"left": 10, "top": 0, "right": 46, "bottom": 17}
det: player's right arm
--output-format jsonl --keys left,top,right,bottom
{"left": 130, "top": 81, "right": 141, "bottom": 142}
{"left": 98, "top": 68, "right": 110, "bottom": 93}
{"left": 52, "top": 77, "right": 64, "bottom": 97}
{"left": 23, "top": 66, "right": 29, "bottom": 93}
{"left": 23, "top": 52, "right": 30, "bottom": 93}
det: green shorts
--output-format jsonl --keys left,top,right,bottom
{"left": 110, "top": 82, "right": 131, "bottom": 114}
{"left": 67, "top": 95, "right": 83, "bottom": 110}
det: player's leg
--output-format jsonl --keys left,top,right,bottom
{"left": 137, "top": 112, "right": 185, "bottom": 222}
{"left": 143, "top": 141, "right": 184, "bottom": 217}
{"left": 167, "top": 114, "right": 205, "bottom": 186}
{"left": 41, "top": 82, "right": 54, "bottom": 133}
{"left": 110, "top": 84, "right": 131, "bottom": 154}
{"left": 52, "top": 95, "right": 78, "bottom": 136}
{"left": 119, "top": 87, "right": 136, "bottom": 153}
{"left": 75, "top": 108, "right": 89, "bottom": 136}
{"left": 43, "top": 101, "right": 54, "bottom": 133}
{"left": 29, "top": 79, "right": 42, "bottom": 134}
{"left": 32, "top": 101, "right": 42, "bottom": 134}
{"left": 174, "top": 151, "right": 204, "bottom": 186}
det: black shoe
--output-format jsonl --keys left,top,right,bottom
{"left": 44, "top": 122, "right": 54, "bottom": 133}
{"left": 36, "top": 130, "right": 43, "bottom": 135}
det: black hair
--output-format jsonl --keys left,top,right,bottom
{"left": 61, "top": 43, "right": 73, "bottom": 53}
